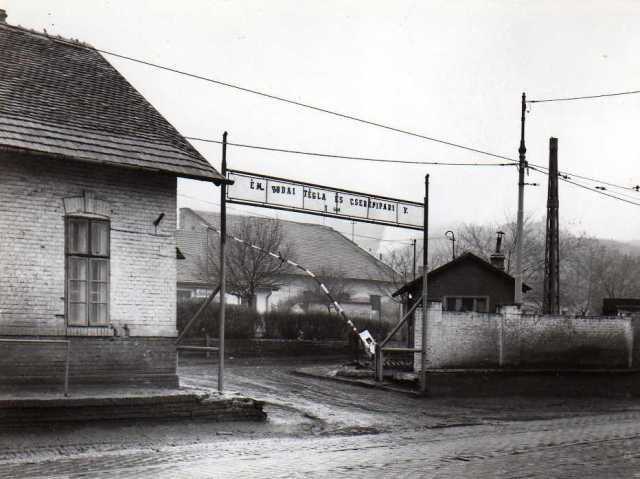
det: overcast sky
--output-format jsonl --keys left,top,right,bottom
{"left": 6, "top": 0, "right": 640, "bottom": 252}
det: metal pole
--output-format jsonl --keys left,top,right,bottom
{"left": 420, "top": 174, "right": 429, "bottom": 394}
{"left": 218, "top": 131, "right": 228, "bottom": 393}
{"left": 445, "top": 230, "right": 456, "bottom": 260}
{"left": 515, "top": 92, "right": 527, "bottom": 305}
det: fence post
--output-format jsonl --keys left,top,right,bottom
{"left": 64, "top": 340, "right": 71, "bottom": 397}
{"left": 626, "top": 318, "right": 634, "bottom": 369}
{"left": 375, "top": 344, "right": 383, "bottom": 382}
{"left": 498, "top": 313, "right": 504, "bottom": 368}
{"left": 205, "top": 332, "right": 211, "bottom": 359}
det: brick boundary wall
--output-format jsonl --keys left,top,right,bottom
{"left": 414, "top": 302, "right": 636, "bottom": 371}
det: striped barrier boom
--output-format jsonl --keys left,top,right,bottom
{"left": 205, "top": 225, "right": 360, "bottom": 335}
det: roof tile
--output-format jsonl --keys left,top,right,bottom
{"left": 0, "top": 23, "right": 224, "bottom": 182}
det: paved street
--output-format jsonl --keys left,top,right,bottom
{"left": 4, "top": 357, "right": 640, "bottom": 478}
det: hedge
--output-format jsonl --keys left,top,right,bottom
{"left": 262, "top": 311, "right": 392, "bottom": 341}
{"left": 177, "top": 300, "right": 258, "bottom": 339}
{"left": 177, "top": 300, "right": 393, "bottom": 341}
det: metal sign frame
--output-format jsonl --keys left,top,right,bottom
{"left": 226, "top": 169, "right": 425, "bottom": 231}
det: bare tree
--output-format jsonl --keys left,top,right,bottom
{"left": 201, "top": 217, "right": 294, "bottom": 310}
{"left": 286, "top": 267, "right": 353, "bottom": 314}
{"left": 457, "top": 215, "right": 544, "bottom": 278}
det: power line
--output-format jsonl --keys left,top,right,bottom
{"left": 40, "top": 27, "right": 638, "bottom": 200}
{"left": 530, "top": 162, "right": 640, "bottom": 194}
{"left": 75, "top": 44, "right": 519, "bottom": 163}
{"left": 528, "top": 89, "right": 640, "bottom": 104}
{"left": 529, "top": 166, "right": 640, "bottom": 207}
{"left": 26, "top": 26, "right": 639, "bottom": 209}
{"left": 185, "top": 137, "right": 515, "bottom": 167}
{"left": 191, "top": 135, "right": 640, "bottom": 196}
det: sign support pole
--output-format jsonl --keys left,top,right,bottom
{"left": 218, "top": 131, "right": 228, "bottom": 393}
{"left": 420, "top": 174, "right": 429, "bottom": 395}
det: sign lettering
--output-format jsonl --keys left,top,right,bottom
{"left": 226, "top": 170, "right": 424, "bottom": 230}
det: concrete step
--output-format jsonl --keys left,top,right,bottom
{"left": 0, "top": 391, "right": 266, "bottom": 425}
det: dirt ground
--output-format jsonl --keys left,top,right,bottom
{"left": 3, "top": 356, "right": 640, "bottom": 477}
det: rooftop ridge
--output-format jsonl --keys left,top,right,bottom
{"left": 0, "top": 21, "right": 93, "bottom": 49}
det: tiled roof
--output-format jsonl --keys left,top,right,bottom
{"left": 176, "top": 229, "right": 209, "bottom": 285}
{"left": 177, "top": 209, "right": 396, "bottom": 283}
{"left": 0, "top": 23, "right": 224, "bottom": 183}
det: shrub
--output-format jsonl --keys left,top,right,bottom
{"left": 262, "top": 311, "right": 393, "bottom": 341}
{"left": 177, "top": 300, "right": 394, "bottom": 341}
{"left": 177, "top": 299, "right": 259, "bottom": 339}
{"left": 355, "top": 317, "right": 394, "bottom": 341}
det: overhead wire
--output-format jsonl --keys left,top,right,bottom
{"left": 185, "top": 137, "right": 515, "bottom": 167}
{"left": 528, "top": 166, "right": 640, "bottom": 207}
{"left": 31, "top": 25, "right": 639, "bottom": 209}
{"left": 529, "top": 162, "right": 640, "bottom": 194}
{"left": 187, "top": 135, "right": 640, "bottom": 196}
{"left": 528, "top": 90, "right": 640, "bottom": 104}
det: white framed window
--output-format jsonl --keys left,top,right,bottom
{"left": 444, "top": 296, "right": 489, "bottom": 313}
{"left": 66, "top": 217, "right": 110, "bottom": 326}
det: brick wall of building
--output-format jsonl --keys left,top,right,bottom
{"left": 0, "top": 337, "right": 178, "bottom": 387}
{"left": 414, "top": 303, "right": 634, "bottom": 371}
{"left": 0, "top": 152, "right": 177, "bottom": 338}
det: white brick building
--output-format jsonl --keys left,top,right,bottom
{"left": 0, "top": 17, "right": 225, "bottom": 386}
{"left": 177, "top": 208, "right": 401, "bottom": 321}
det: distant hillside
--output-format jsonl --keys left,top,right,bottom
{"left": 598, "top": 239, "right": 640, "bottom": 257}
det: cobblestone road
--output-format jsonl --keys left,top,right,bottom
{"left": 4, "top": 358, "right": 640, "bottom": 478}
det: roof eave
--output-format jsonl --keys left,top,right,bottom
{"left": 0, "top": 144, "right": 230, "bottom": 184}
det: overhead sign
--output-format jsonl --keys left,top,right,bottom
{"left": 226, "top": 169, "right": 424, "bottom": 230}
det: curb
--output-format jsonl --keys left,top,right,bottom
{"left": 291, "top": 369, "right": 420, "bottom": 397}
{"left": 0, "top": 392, "right": 267, "bottom": 425}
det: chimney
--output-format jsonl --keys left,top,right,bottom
{"left": 490, "top": 231, "right": 505, "bottom": 271}
{"left": 0, "top": 10, "right": 7, "bottom": 23}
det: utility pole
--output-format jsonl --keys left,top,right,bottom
{"left": 420, "top": 174, "right": 429, "bottom": 395}
{"left": 514, "top": 92, "right": 527, "bottom": 305}
{"left": 218, "top": 131, "right": 228, "bottom": 393}
{"left": 543, "top": 137, "right": 560, "bottom": 314}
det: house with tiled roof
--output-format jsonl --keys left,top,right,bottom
{"left": 177, "top": 208, "right": 400, "bottom": 320}
{"left": 0, "top": 12, "right": 225, "bottom": 387}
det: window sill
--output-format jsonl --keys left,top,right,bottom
{"left": 66, "top": 326, "right": 115, "bottom": 337}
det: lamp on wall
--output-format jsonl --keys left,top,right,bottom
{"left": 153, "top": 213, "right": 165, "bottom": 234}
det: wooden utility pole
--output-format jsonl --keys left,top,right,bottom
{"left": 218, "top": 131, "right": 228, "bottom": 393}
{"left": 515, "top": 93, "right": 527, "bottom": 305}
{"left": 420, "top": 174, "right": 429, "bottom": 394}
{"left": 543, "top": 137, "right": 560, "bottom": 314}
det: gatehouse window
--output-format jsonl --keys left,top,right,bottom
{"left": 66, "top": 217, "right": 110, "bottom": 326}
{"left": 444, "top": 296, "right": 488, "bottom": 313}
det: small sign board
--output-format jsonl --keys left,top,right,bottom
{"left": 358, "top": 330, "right": 376, "bottom": 357}
{"left": 226, "top": 169, "right": 424, "bottom": 230}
